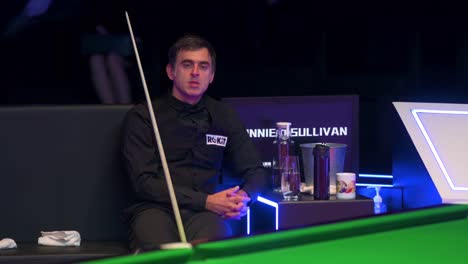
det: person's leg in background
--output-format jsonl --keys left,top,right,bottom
{"left": 183, "top": 211, "right": 232, "bottom": 244}
{"left": 128, "top": 207, "right": 179, "bottom": 252}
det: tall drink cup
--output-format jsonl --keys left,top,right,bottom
{"left": 313, "top": 144, "right": 330, "bottom": 200}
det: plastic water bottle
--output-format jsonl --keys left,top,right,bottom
{"left": 373, "top": 186, "right": 387, "bottom": 214}
{"left": 272, "top": 122, "right": 295, "bottom": 192}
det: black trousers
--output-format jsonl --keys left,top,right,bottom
{"left": 128, "top": 206, "right": 232, "bottom": 252}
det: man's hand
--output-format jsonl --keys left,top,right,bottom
{"left": 205, "top": 186, "right": 251, "bottom": 220}
{"left": 224, "top": 189, "right": 250, "bottom": 219}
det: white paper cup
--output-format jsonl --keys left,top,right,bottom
{"left": 336, "top": 172, "right": 356, "bottom": 199}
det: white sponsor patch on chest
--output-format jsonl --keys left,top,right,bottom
{"left": 206, "top": 134, "right": 228, "bottom": 147}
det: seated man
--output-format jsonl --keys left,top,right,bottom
{"left": 121, "top": 34, "right": 268, "bottom": 251}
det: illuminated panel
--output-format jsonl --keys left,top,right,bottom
{"left": 394, "top": 102, "right": 468, "bottom": 204}
{"left": 412, "top": 109, "right": 468, "bottom": 190}
{"left": 257, "top": 196, "right": 279, "bottom": 230}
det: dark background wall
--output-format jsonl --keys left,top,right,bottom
{"left": 2, "top": 1, "right": 468, "bottom": 175}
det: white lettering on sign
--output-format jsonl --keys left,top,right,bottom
{"left": 246, "top": 127, "right": 348, "bottom": 138}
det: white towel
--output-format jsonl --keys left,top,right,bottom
{"left": 0, "top": 238, "right": 17, "bottom": 249}
{"left": 38, "top": 231, "right": 81, "bottom": 246}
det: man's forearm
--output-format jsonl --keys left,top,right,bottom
{"left": 134, "top": 174, "right": 208, "bottom": 211}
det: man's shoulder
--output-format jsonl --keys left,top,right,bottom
{"left": 205, "top": 95, "right": 235, "bottom": 113}
{"left": 127, "top": 96, "right": 170, "bottom": 116}
{"left": 205, "top": 96, "right": 246, "bottom": 130}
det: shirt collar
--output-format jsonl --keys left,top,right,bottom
{"left": 168, "top": 94, "right": 207, "bottom": 115}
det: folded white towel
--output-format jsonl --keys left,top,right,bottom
{"left": 0, "top": 238, "right": 17, "bottom": 249}
{"left": 38, "top": 231, "right": 81, "bottom": 246}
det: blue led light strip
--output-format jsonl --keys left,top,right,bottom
{"left": 359, "top": 174, "right": 393, "bottom": 179}
{"left": 412, "top": 109, "right": 468, "bottom": 191}
{"left": 257, "top": 196, "right": 279, "bottom": 230}
{"left": 356, "top": 183, "right": 394, "bottom": 188}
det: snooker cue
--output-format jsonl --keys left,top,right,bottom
{"left": 125, "top": 11, "right": 189, "bottom": 246}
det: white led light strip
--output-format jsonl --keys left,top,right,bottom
{"left": 257, "top": 196, "right": 279, "bottom": 231}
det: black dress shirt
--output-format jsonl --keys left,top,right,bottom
{"left": 122, "top": 94, "right": 267, "bottom": 214}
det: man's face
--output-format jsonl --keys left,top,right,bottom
{"left": 166, "top": 48, "right": 215, "bottom": 105}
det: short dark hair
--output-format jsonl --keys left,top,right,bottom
{"left": 168, "top": 34, "right": 216, "bottom": 72}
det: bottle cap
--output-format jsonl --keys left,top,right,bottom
{"left": 276, "top": 122, "right": 291, "bottom": 129}
{"left": 313, "top": 144, "right": 330, "bottom": 158}
{"left": 276, "top": 122, "right": 292, "bottom": 139}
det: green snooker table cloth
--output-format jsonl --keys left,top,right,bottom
{"left": 85, "top": 204, "right": 468, "bottom": 264}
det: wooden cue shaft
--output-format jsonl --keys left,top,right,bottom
{"left": 125, "top": 11, "right": 187, "bottom": 243}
